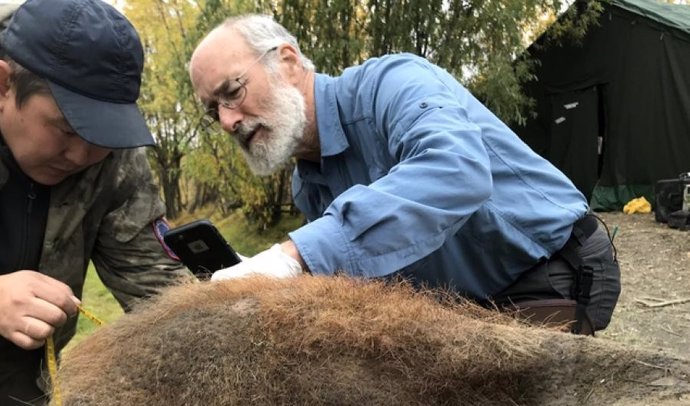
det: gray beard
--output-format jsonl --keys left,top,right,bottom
{"left": 240, "top": 80, "right": 307, "bottom": 176}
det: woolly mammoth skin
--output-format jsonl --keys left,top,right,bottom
{"left": 53, "top": 276, "right": 690, "bottom": 406}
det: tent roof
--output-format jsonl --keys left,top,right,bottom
{"left": 612, "top": 0, "right": 690, "bottom": 36}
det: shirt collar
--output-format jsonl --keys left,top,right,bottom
{"left": 314, "top": 73, "right": 349, "bottom": 157}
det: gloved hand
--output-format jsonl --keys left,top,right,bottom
{"left": 211, "top": 244, "right": 303, "bottom": 281}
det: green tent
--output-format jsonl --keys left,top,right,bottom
{"left": 513, "top": 0, "right": 690, "bottom": 211}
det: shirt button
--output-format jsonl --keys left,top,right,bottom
{"left": 419, "top": 102, "right": 428, "bottom": 108}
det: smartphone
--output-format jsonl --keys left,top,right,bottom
{"left": 163, "top": 219, "right": 241, "bottom": 279}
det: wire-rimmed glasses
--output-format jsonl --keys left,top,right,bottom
{"left": 200, "top": 46, "right": 279, "bottom": 130}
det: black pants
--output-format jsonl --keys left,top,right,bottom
{"left": 0, "top": 346, "right": 49, "bottom": 406}
{"left": 493, "top": 218, "right": 621, "bottom": 331}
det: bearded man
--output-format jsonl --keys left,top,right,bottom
{"left": 188, "top": 14, "right": 620, "bottom": 334}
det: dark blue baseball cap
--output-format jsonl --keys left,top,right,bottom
{"left": 0, "top": 0, "right": 155, "bottom": 149}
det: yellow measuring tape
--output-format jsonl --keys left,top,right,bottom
{"left": 45, "top": 336, "right": 60, "bottom": 405}
{"left": 45, "top": 305, "right": 104, "bottom": 406}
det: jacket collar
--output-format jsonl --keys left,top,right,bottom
{"left": 0, "top": 135, "right": 12, "bottom": 188}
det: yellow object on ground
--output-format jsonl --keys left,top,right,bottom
{"left": 623, "top": 196, "right": 651, "bottom": 214}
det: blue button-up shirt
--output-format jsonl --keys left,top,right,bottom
{"left": 289, "top": 53, "right": 587, "bottom": 299}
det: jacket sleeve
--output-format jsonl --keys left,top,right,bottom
{"left": 91, "top": 149, "right": 195, "bottom": 311}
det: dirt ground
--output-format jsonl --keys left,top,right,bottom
{"left": 596, "top": 211, "right": 690, "bottom": 360}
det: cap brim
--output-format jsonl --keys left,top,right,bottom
{"left": 47, "top": 81, "right": 155, "bottom": 149}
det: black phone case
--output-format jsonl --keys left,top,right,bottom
{"left": 163, "top": 219, "right": 241, "bottom": 278}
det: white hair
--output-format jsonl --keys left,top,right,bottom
{"left": 220, "top": 14, "right": 315, "bottom": 72}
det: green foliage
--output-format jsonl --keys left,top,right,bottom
{"left": 124, "top": 0, "right": 256, "bottom": 219}
{"left": 125, "top": 0, "right": 202, "bottom": 218}
{"left": 63, "top": 264, "right": 123, "bottom": 352}
{"left": 267, "top": 0, "right": 604, "bottom": 124}
{"left": 542, "top": 1, "right": 605, "bottom": 46}
{"left": 214, "top": 210, "right": 305, "bottom": 255}
{"left": 182, "top": 130, "right": 244, "bottom": 213}
{"left": 265, "top": 0, "right": 368, "bottom": 74}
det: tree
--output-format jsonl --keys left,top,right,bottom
{"left": 266, "top": 0, "right": 603, "bottom": 124}
{"left": 125, "top": 0, "right": 203, "bottom": 218}
{"left": 125, "top": 0, "right": 255, "bottom": 218}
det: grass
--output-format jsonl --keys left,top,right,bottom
{"left": 67, "top": 265, "right": 124, "bottom": 350}
{"left": 66, "top": 209, "right": 304, "bottom": 351}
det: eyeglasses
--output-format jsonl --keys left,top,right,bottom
{"left": 201, "top": 46, "right": 278, "bottom": 128}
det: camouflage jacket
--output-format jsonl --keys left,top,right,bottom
{"left": 0, "top": 147, "right": 193, "bottom": 351}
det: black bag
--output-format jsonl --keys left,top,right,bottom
{"left": 667, "top": 210, "right": 690, "bottom": 231}
{"left": 654, "top": 173, "right": 690, "bottom": 223}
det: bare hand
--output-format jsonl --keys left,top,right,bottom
{"left": 0, "top": 271, "right": 80, "bottom": 350}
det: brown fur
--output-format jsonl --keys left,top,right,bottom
{"left": 53, "top": 276, "right": 690, "bottom": 406}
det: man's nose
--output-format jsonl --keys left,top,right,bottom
{"left": 64, "top": 138, "right": 92, "bottom": 166}
{"left": 218, "top": 106, "right": 243, "bottom": 134}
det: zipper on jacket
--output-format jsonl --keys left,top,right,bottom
{"left": 20, "top": 182, "right": 37, "bottom": 268}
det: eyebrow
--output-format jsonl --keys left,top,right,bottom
{"left": 46, "top": 115, "right": 74, "bottom": 131}
{"left": 211, "top": 77, "right": 243, "bottom": 99}
{"left": 211, "top": 78, "right": 232, "bottom": 100}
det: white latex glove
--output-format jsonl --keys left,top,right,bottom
{"left": 211, "top": 244, "right": 303, "bottom": 281}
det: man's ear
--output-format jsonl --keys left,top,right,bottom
{"left": 0, "top": 60, "right": 12, "bottom": 99}
{"left": 276, "top": 44, "right": 304, "bottom": 86}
